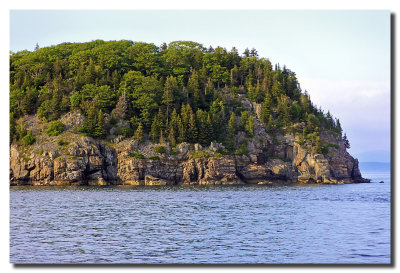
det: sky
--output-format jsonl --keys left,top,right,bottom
{"left": 8, "top": 9, "right": 391, "bottom": 161}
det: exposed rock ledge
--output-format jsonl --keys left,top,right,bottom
{"left": 9, "top": 130, "right": 370, "bottom": 186}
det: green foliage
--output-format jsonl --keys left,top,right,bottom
{"left": 154, "top": 145, "right": 166, "bottom": 154}
{"left": 129, "top": 152, "right": 145, "bottom": 159}
{"left": 38, "top": 100, "right": 55, "bottom": 122}
{"left": 15, "top": 120, "right": 27, "bottom": 142}
{"left": 10, "top": 113, "right": 17, "bottom": 144}
{"left": 57, "top": 139, "right": 69, "bottom": 146}
{"left": 328, "top": 143, "right": 340, "bottom": 149}
{"left": 79, "top": 105, "right": 107, "bottom": 138}
{"left": 343, "top": 133, "right": 350, "bottom": 149}
{"left": 22, "top": 130, "right": 35, "bottom": 146}
{"left": 216, "top": 147, "right": 231, "bottom": 155}
{"left": 213, "top": 152, "right": 223, "bottom": 158}
{"left": 245, "top": 116, "right": 255, "bottom": 137}
{"left": 170, "top": 147, "right": 178, "bottom": 155}
{"left": 234, "top": 144, "right": 248, "bottom": 156}
{"left": 46, "top": 120, "right": 65, "bottom": 136}
{"left": 149, "top": 155, "right": 160, "bottom": 160}
{"left": 320, "top": 145, "right": 330, "bottom": 156}
{"left": 9, "top": 39, "right": 347, "bottom": 150}
{"left": 190, "top": 150, "right": 210, "bottom": 159}
{"left": 120, "top": 126, "right": 134, "bottom": 138}
{"left": 133, "top": 122, "right": 144, "bottom": 141}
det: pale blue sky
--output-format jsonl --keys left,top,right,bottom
{"left": 9, "top": 10, "right": 391, "bottom": 161}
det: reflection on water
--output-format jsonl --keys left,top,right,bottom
{"left": 10, "top": 172, "right": 390, "bottom": 264}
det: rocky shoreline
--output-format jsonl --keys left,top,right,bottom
{"left": 10, "top": 117, "right": 370, "bottom": 187}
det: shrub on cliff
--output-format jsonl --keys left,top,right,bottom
{"left": 234, "top": 144, "right": 248, "bottom": 156}
{"left": 190, "top": 150, "right": 210, "bottom": 159}
{"left": 154, "top": 145, "right": 166, "bottom": 154}
{"left": 46, "top": 120, "right": 65, "bottom": 136}
{"left": 22, "top": 130, "right": 35, "bottom": 146}
{"left": 57, "top": 139, "right": 69, "bottom": 146}
{"left": 129, "top": 152, "right": 145, "bottom": 159}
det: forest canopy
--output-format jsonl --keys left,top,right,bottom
{"left": 9, "top": 40, "right": 345, "bottom": 152}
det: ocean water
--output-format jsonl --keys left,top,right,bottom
{"left": 10, "top": 165, "right": 391, "bottom": 264}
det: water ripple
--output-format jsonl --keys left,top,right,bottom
{"left": 10, "top": 176, "right": 391, "bottom": 264}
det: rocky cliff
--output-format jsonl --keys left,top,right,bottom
{"left": 10, "top": 115, "right": 369, "bottom": 186}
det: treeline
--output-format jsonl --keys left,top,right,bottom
{"left": 9, "top": 40, "right": 346, "bottom": 151}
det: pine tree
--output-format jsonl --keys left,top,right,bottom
{"left": 225, "top": 112, "right": 237, "bottom": 150}
{"left": 112, "top": 87, "right": 128, "bottom": 120}
{"left": 245, "top": 116, "right": 255, "bottom": 137}
{"left": 159, "top": 129, "right": 165, "bottom": 144}
{"left": 177, "top": 115, "right": 185, "bottom": 143}
{"left": 150, "top": 116, "right": 160, "bottom": 142}
{"left": 240, "top": 111, "right": 250, "bottom": 131}
{"left": 227, "top": 112, "right": 237, "bottom": 136}
{"left": 260, "top": 91, "right": 273, "bottom": 125}
{"left": 168, "top": 126, "right": 176, "bottom": 147}
{"left": 343, "top": 133, "right": 350, "bottom": 149}
{"left": 266, "top": 114, "right": 275, "bottom": 132}
{"left": 134, "top": 122, "right": 144, "bottom": 142}
{"left": 21, "top": 88, "right": 37, "bottom": 115}
{"left": 156, "top": 108, "right": 166, "bottom": 133}
{"left": 84, "top": 57, "right": 96, "bottom": 84}
{"left": 196, "top": 109, "right": 209, "bottom": 146}
{"left": 254, "top": 80, "right": 264, "bottom": 103}
{"left": 95, "top": 110, "right": 107, "bottom": 138}
{"left": 187, "top": 70, "right": 202, "bottom": 109}
{"left": 162, "top": 76, "right": 176, "bottom": 117}
{"left": 188, "top": 111, "right": 198, "bottom": 143}
{"left": 206, "top": 114, "right": 214, "bottom": 143}
{"left": 335, "top": 118, "right": 343, "bottom": 135}
{"left": 169, "top": 108, "right": 178, "bottom": 134}
{"left": 79, "top": 104, "right": 97, "bottom": 137}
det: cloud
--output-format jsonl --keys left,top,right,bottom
{"left": 297, "top": 77, "right": 390, "bottom": 155}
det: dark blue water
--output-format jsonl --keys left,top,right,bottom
{"left": 10, "top": 168, "right": 390, "bottom": 264}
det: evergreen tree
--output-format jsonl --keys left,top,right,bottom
{"left": 187, "top": 70, "right": 203, "bottom": 109}
{"left": 196, "top": 109, "right": 209, "bottom": 146}
{"left": 240, "top": 110, "right": 250, "bottom": 131}
{"left": 225, "top": 112, "right": 237, "bottom": 150}
{"left": 245, "top": 116, "right": 255, "bottom": 137}
{"left": 95, "top": 110, "right": 107, "bottom": 138}
{"left": 260, "top": 91, "right": 273, "bottom": 125}
{"left": 159, "top": 129, "right": 165, "bottom": 144}
{"left": 134, "top": 122, "right": 144, "bottom": 142}
{"left": 177, "top": 115, "right": 185, "bottom": 143}
{"left": 150, "top": 116, "right": 160, "bottom": 142}
{"left": 227, "top": 112, "right": 237, "bottom": 136}
{"left": 343, "top": 133, "right": 350, "bottom": 149}
{"left": 254, "top": 80, "right": 264, "bottom": 103}
{"left": 156, "top": 108, "right": 166, "bottom": 133}
{"left": 21, "top": 88, "right": 37, "bottom": 115}
{"left": 162, "top": 76, "right": 176, "bottom": 117}
{"left": 169, "top": 108, "right": 179, "bottom": 134}
{"left": 335, "top": 118, "right": 343, "bottom": 135}
{"left": 79, "top": 104, "right": 98, "bottom": 137}
{"left": 188, "top": 111, "right": 198, "bottom": 143}
{"left": 168, "top": 126, "right": 176, "bottom": 147}
{"left": 205, "top": 114, "right": 214, "bottom": 143}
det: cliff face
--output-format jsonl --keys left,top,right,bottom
{"left": 9, "top": 118, "right": 368, "bottom": 186}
